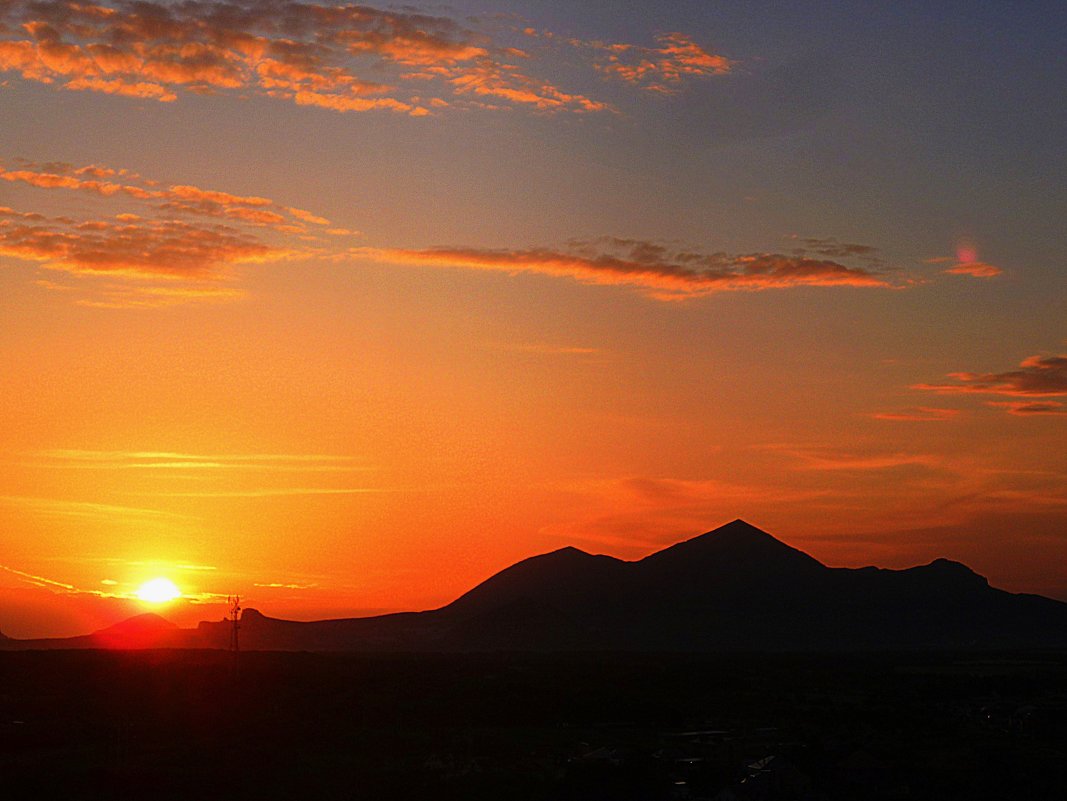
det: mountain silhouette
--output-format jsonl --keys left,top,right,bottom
{"left": 4, "top": 520, "right": 1067, "bottom": 651}
{"left": 1, "top": 611, "right": 186, "bottom": 650}
{"left": 90, "top": 612, "right": 180, "bottom": 648}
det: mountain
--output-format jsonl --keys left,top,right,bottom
{"left": 0, "top": 612, "right": 187, "bottom": 650}
{"left": 4, "top": 520, "right": 1067, "bottom": 651}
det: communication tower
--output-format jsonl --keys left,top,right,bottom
{"left": 227, "top": 594, "right": 240, "bottom": 653}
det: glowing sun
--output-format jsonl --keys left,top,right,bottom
{"left": 136, "top": 577, "right": 181, "bottom": 604}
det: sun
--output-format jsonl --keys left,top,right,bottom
{"left": 136, "top": 577, "right": 182, "bottom": 604}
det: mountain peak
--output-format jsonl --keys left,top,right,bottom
{"left": 711, "top": 518, "right": 777, "bottom": 541}
{"left": 918, "top": 558, "right": 989, "bottom": 588}
{"left": 443, "top": 544, "right": 624, "bottom": 616}
{"left": 91, "top": 612, "right": 179, "bottom": 649}
{"left": 98, "top": 612, "right": 177, "bottom": 634}
{"left": 638, "top": 520, "right": 826, "bottom": 574}
{"left": 540, "top": 545, "right": 594, "bottom": 560}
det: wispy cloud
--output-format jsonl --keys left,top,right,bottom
{"left": 349, "top": 236, "right": 893, "bottom": 300}
{"left": 0, "top": 563, "right": 78, "bottom": 591}
{"left": 914, "top": 354, "right": 1067, "bottom": 398}
{"left": 58, "top": 282, "right": 248, "bottom": 309}
{"left": 541, "top": 475, "right": 832, "bottom": 553}
{"left": 0, "top": 562, "right": 228, "bottom": 602}
{"left": 788, "top": 235, "right": 882, "bottom": 263}
{"left": 986, "top": 400, "right": 1067, "bottom": 417}
{"left": 28, "top": 449, "right": 372, "bottom": 472}
{"left": 0, "top": 495, "right": 192, "bottom": 522}
{"left": 0, "top": 1, "right": 614, "bottom": 115}
{"left": 143, "top": 488, "right": 390, "bottom": 498}
{"left": 943, "top": 261, "right": 1002, "bottom": 278}
{"left": 761, "top": 444, "right": 942, "bottom": 472}
{"left": 6, "top": 155, "right": 906, "bottom": 305}
{"left": 1, "top": 162, "right": 336, "bottom": 233}
{"left": 482, "top": 342, "right": 601, "bottom": 356}
{"left": 870, "top": 406, "right": 961, "bottom": 422}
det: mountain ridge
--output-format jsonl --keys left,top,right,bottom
{"left": 4, "top": 519, "right": 1066, "bottom": 652}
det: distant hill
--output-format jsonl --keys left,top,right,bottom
{"left": 5, "top": 520, "right": 1067, "bottom": 651}
{"left": 1, "top": 612, "right": 188, "bottom": 650}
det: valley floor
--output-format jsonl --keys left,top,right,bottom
{"left": 2, "top": 649, "right": 1066, "bottom": 800}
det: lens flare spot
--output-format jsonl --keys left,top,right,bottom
{"left": 136, "top": 577, "right": 181, "bottom": 604}
{"left": 955, "top": 238, "right": 978, "bottom": 264}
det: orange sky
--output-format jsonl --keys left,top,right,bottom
{"left": 2, "top": 1, "right": 1066, "bottom": 638}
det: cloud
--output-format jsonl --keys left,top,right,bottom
{"left": 67, "top": 282, "right": 248, "bottom": 308}
{"left": 986, "top": 401, "right": 1067, "bottom": 417}
{"left": 349, "top": 237, "right": 892, "bottom": 300}
{"left": 0, "top": 495, "right": 191, "bottom": 523}
{"left": 0, "top": 157, "right": 350, "bottom": 305}
{"left": 6, "top": 159, "right": 895, "bottom": 306}
{"left": 443, "top": 59, "right": 611, "bottom": 112}
{"left": 914, "top": 354, "right": 1067, "bottom": 397}
{"left": 0, "top": 563, "right": 77, "bottom": 591}
{"left": 943, "top": 261, "right": 1002, "bottom": 278}
{"left": 788, "top": 236, "right": 882, "bottom": 263}
{"left": 870, "top": 407, "right": 961, "bottom": 422}
{"left": 0, "top": 215, "right": 289, "bottom": 278}
{"left": 27, "top": 449, "right": 372, "bottom": 472}
{"left": 582, "top": 32, "right": 732, "bottom": 94}
{"left": 926, "top": 239, "right": 1003, "bottom": 278}
{"left": 770, "top": 447, "right": 942, "bottom": 472}
{"left": 0, "top": 162, "right": 330, "bottom": 232}
{"left": 483, "top": 342, "right": 600, "bottom": 356}
{"left": 0, "top": 0, "right": 611, "bottom": 115}
{"left": 141, "top": 488, "right": 389, "bottom": 498}
{"left": 541, "top": 475, "right": 831, "bottom": 554}
{"left": 0, "top": 561, "right": 220, "bottom": 603}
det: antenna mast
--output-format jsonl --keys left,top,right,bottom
{"left": 227, "top": 594, "right": 240, "bottom": 653}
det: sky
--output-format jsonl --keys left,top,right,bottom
{"left": 1, "top": 0, "right": 1066, "bottom": 638}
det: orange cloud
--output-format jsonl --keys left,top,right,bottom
{"left": 0, "top": 215, "right": 290, "bottom": 278}
{"left": 6, "top": 157, "right": 893, "bottom": 306}
{"left": 789, "top": 236, "right": 881, "bottom": 262}
{"left": 0, "top": 162, "right": 328, "bottom": 232}
{"left": 927, "top": 240, "right": 1003, "bottom": 278}
{"left": 349, "top": 237, "right": 892, "bottom": 299}
{"left": 871, "top": 407, "right": 961, "bottom": 422}
{"left": 914, "top": 354, "right": 1067, "bottom": 397}
{"left": 766, "top": 445, "right": 942, "bottom": 472}
{"left": 541, "top": 476, "right": 832, "bottom": 555}
{"left": 943, "top": 261, "right": 1002, "bottom": 278}
{"left": 986, "top": 401, "right": 1067, "bottom": 417}
{"left": 0, "top": 205, "right": 46, "bottom": 221}
{"left": 167, "top": 185, "right": 272, "bottom": 207}
{"left": 445, "top": 59, "right": 610, "bottom": 112}
{"left": 0, "top": 156, "right": 352, "bottom": 305}
{"left": 483, "top": 342, "right": 601, "bottom": 356}
{"left": 586, "top": 32, "right": 732, "bottom": 94}
{"left": 0, "top": 1, "right": 611, "bottom": 115}
{"left": 63, "top": 74, "right": 177, "bottom": 100}
{"left": 288, "top": 207, "right": 330, "bottom": 226}
{"left": 290, "top": 88, "right": 417, "bottom": 114}
{"left": 72, "top": 283, "right": 248, "bottom": 309}
{"left": 0, "top": 167, "right": 159, "bottom": 197}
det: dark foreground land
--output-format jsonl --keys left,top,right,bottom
{"left": 2, "top": 650, "right": 1066, "bottom": 800}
